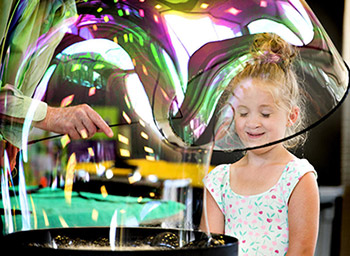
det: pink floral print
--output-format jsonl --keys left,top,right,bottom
{"left": 204, "top": 158, "right": 316, "bottom": 256}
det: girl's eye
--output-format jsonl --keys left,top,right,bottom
{"left": 262, "top": 113, "right": 271, "bottom": 118}
{"left": 239, "top": 113, "right": 248, "bottom": 117}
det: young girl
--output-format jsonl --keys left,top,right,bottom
{"left": 201, "top": 33, "right": 319, "bottom": 256}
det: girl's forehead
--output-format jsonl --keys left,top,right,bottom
{"left": 233, "top": 78, "right": 277, "bottom": 102}
{"left": 234, "top": 78, "right": 276, "bottom": 90}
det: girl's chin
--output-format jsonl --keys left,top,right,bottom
{"left": 242, "top": 140, "right": 285, "bottom": 154}
{"left": 242, "top": 139, "right": 267, "bottom": 148}
{"left": 242, "top": 139, "right": 277, "bottom": 150}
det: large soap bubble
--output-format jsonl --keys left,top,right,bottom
{"left": 0, "top": 0, "right": 348, "bottom": 251}
{"left": 2, "top": 0, "right": 348, "bottom": 151}
{"left": 11, "top": 0, "right": 347, "bottom": 152}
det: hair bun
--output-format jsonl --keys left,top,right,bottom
{"left": 251, "top": 33, "right": 296, "bottom": 68}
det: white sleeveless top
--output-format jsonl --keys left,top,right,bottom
{"left": 204, "top": 158, "right": 316, "bottom": 256}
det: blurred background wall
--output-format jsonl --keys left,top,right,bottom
{"left": 341, "top": 0, "right": 350, "bottom": 255}
{"left": 303, "top": 1, "right": 348, "bottom": 255}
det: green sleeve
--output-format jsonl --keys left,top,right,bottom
{"left": 1, "top": 84, "right": 47, "bottom": 120}
{"left": 0, "top": 1, "right": 17, "bottom": 47}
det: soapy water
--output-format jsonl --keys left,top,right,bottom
{"left": 28, "top": 231, "right": 225, "bottom": 251}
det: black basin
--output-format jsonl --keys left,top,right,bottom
{"left": 1, "top": 227, "right": 238, "bottom": 255}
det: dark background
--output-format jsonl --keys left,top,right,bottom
{"left": 304, "top": 0, "right": 345, "bottom": 186}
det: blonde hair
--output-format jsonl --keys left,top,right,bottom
{"left": 229, "top": 33, "right": 306, "bottom": 149}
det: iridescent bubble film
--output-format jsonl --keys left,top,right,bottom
{"left": 0, "top": 0, "right": 348, "bottom": 247}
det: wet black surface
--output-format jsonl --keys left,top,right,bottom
{"left": 2, "top": 227, "right": 238, "bottom": 256}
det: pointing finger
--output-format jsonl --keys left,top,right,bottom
{"left": 85, "top": 107, "right": 114, "bottom": 138}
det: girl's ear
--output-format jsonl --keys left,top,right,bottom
{"left": 287, "top": 106, "right": 299, "bottom": 127}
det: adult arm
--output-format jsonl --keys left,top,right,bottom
{"left": 1, "top": 84, "right": 113, "bottom": 141}
{"left": 0, "top": 86, "right": 113, "bottom": 169}
{"left": 1, "top": 104, "right": 114, "bottom": 141}
{"left": 34, "top": 104, "right": 114, "bottom": 140}
{"left": 286, "top": 172, "right": 319, "bottom": 255}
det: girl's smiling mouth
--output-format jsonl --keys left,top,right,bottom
{"left": 246, "top": 131, "right": 265, "bottom": 139}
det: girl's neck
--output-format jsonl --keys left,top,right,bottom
{"left": 243, "top": 144, "right": 294, "bottom": 168}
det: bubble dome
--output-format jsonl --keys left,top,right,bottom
{"left": 0, "top": 0, "right": 349, "bottom": 253}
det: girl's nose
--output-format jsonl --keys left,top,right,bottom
{"left": 246, "top": 115, "right": 262, "bottom": 129}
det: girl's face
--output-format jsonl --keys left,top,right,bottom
{"left": 233, "top": 78, "right": 297, "bottom": 150}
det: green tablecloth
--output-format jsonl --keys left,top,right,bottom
{"left": 1, "top": 187, "right": 185, "bottom": 232}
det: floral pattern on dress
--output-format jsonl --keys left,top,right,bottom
{"left": 204, "top": 158, "right": 316, "bottom": 256}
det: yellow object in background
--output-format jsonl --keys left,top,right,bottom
{"left": 75, "top": 159, "right": 214, "bottom": 188}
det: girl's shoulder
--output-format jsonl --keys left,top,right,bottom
{"left": 284, "top": 158, "right": 317, "bottom": 178}
{"left": 204, "top": 164, "right": 231, "bottom": 184}
{"left": 281, "top": 158, "right": 317, "bottom": 201}
{"left": 210, "top": 164, "right": 231, "bottom": 174}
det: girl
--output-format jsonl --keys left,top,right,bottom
{"left": 201, "top": 33, "right": 319, "bottom": 256}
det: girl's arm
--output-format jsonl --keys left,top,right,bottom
{"left": 199, "top": 188, "right": 225, "bottom": 234}
{"left": 286, "top": 172, "right": 320, "bottom": 256}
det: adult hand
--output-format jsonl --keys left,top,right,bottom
{"left": 34, "top": 104, "right": 114, "bottom": 140}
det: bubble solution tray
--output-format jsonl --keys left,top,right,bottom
{"left": 1, "top": 227, "right": 238, "bottom": 256}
